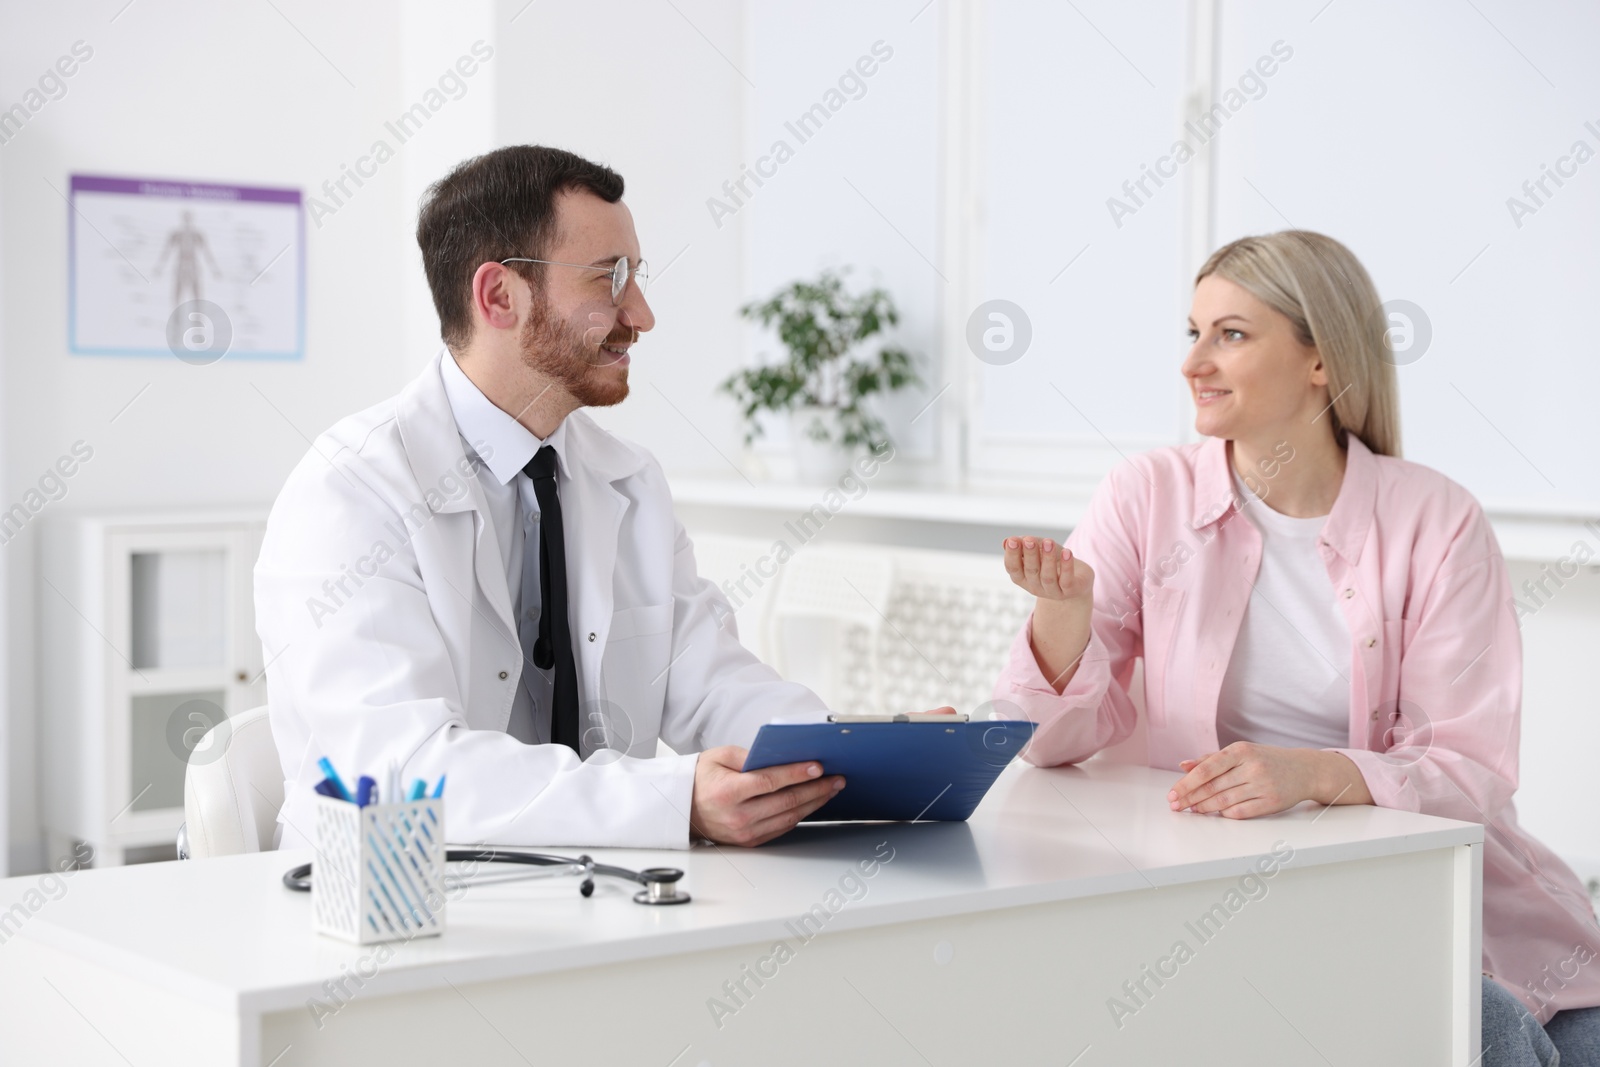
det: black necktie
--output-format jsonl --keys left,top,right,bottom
{"left": 525, "top": 446, "right": 580, "bottom": 752}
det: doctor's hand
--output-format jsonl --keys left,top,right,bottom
{"left": 690, "top": 747, "right": 845, "bottom": 847}
{"left": 1168, "top": 743, "right": 1374, "bottom": 819}
{"left": 1002, "top": 536, "right": 1095, "bottom": 693}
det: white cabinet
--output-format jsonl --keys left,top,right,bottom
{"left": 41, "top": 511, "right": 268, "bottom": 866}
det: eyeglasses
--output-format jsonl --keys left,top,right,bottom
{"left": 498, "top": 255, "right": 649, "bottom": 306}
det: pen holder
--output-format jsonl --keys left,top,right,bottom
{"left": 311, "top": 795, "right": 447, "bottom": 945}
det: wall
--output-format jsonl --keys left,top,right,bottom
{"left": 398, "top": 0, "right": 495, "bottom": 375}
{"left": 0, "top": 0, "right": 444, "bottom": 872}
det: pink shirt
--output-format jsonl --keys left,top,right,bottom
{"left": 995, "top": 434, "right": 1600, "bottom": 1021}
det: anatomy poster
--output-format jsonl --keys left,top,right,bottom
{"left": 69, "top": 174, "right": 304, "bottom": 361}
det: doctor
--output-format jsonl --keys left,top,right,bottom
{"left": 256, "top": 145, "right": 860, "bottom": 851}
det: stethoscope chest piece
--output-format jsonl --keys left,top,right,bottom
{"left": 635, "top": 867, "right": 690, "bottom": 905}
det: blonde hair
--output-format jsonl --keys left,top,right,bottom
{"left": 1196, "top": 230, "right": 1400, "bottom": 457}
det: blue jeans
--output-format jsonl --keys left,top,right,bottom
{"left": 1483, "top": 975, "right": 1600, "bottom": 1066}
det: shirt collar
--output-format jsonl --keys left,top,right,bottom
{"left": 1191, "top": 433, "right": 1378, "bottom": 563}
{"left": 440, "top": 351, "right": 569, "bottom": 485}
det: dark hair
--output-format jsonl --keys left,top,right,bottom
{"left": 416, "top": 145, "right": 624, "bottom": 351}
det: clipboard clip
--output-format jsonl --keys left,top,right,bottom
{"left": 826, "top": 713, "right": 971, "bottom": 723}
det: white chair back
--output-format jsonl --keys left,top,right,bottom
{"left": 182, "top": 704, "right": 283, "bottom": 858}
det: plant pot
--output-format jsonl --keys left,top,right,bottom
{"left": 790, "top": 407, "right": 855, "bottom": 483}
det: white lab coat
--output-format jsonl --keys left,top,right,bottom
{"left": 255, "top": 352, "right": 826, "bottom": 850}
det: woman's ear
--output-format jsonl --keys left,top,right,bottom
{"left": 1307, "top": 349, "right": 1329, "bottom": 388}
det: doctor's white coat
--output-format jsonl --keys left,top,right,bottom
{"left": 255, "top": 352, "right": 826, "bottom": 850}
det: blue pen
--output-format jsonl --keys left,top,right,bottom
{"left": 317, "top": 757, "right": 355, "bottom": 803}
{"left": 355, "top": 776, "right": 376, "bottom": 807}
{"left": 431, "top": 774, "right": 446, "bottom": 799}
{"left": 313, "top": 778, "right": 343, "bottom": 799}
{"left": 407, "top": 779, "right": 427, "bottom": 801}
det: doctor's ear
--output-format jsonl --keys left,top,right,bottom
{"left": 470, "top": 261, "right": 528, "bottom": 335}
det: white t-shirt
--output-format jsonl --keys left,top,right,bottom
{"left": 1215, "top": 469, "right": 1352, "bottom": 751}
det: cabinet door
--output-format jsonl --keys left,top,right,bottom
{"left": 108, "top": 524, "right": 262, "bottom": 841}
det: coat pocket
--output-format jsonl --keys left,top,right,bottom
{"left": 609, "top": 602, "right": 674, "bottom": 642}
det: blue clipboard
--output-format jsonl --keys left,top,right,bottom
{"left": 741, "top": 719, "right": 1036, "bottom": 822}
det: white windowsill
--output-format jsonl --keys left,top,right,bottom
{"left": 670, "top": 476, "right": 1599, "bottom": 564}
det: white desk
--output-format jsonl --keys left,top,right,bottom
{"left": 0, "top": 762, "right": 1482, "bottom": 1066}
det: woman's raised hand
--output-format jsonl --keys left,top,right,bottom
{"left": 1002, "top": 537, "right": 1095, "bottom": 693}
{"left": 1002, "top": 536, "right": 1094, "bottom": 604}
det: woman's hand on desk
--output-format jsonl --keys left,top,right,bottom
{"left": 1167, "top": 743, "right": 1375, "bottom": 818}
{"left": 1002, "top": 536, "right": 1094, "bottom": 693}
{"left": 690, "top": 747, "right": 845, "bottom": 847}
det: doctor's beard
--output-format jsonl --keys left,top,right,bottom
{"left": 520, "top": 293, "right": 634, "bottom": 409}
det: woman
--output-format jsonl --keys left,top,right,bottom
{"left": 996, "top": 230, "right": 1600, "bottom": 1064}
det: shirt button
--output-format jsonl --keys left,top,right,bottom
{"left": 1371, "top": 708, "right": 1379, "bottom": 720}
{"left": 498, "top": 671, "right": 509, "bottom": 680}
{"left": 1366, "top": 637, "right": 1377, "bottom": 648}
{"left": 588, "top": 632, "right": 597, "bottom": 642}
{"left": 1343, "top": 589, "right": 1355, "bottom": 599}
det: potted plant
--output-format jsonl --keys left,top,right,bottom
{"left": 720, "top": 270, "right": 919, "bottom": 481}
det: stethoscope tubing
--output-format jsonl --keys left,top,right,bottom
{"left": 282, "top": 848, "right": 688, "bottom": 904}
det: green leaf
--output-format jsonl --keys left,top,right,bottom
{"left": 727, "top": 269, "right": 922, "bottom": 452}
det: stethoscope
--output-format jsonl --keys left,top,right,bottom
{"left": 282, "top": 849, "right": 691, "bottom": 905}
